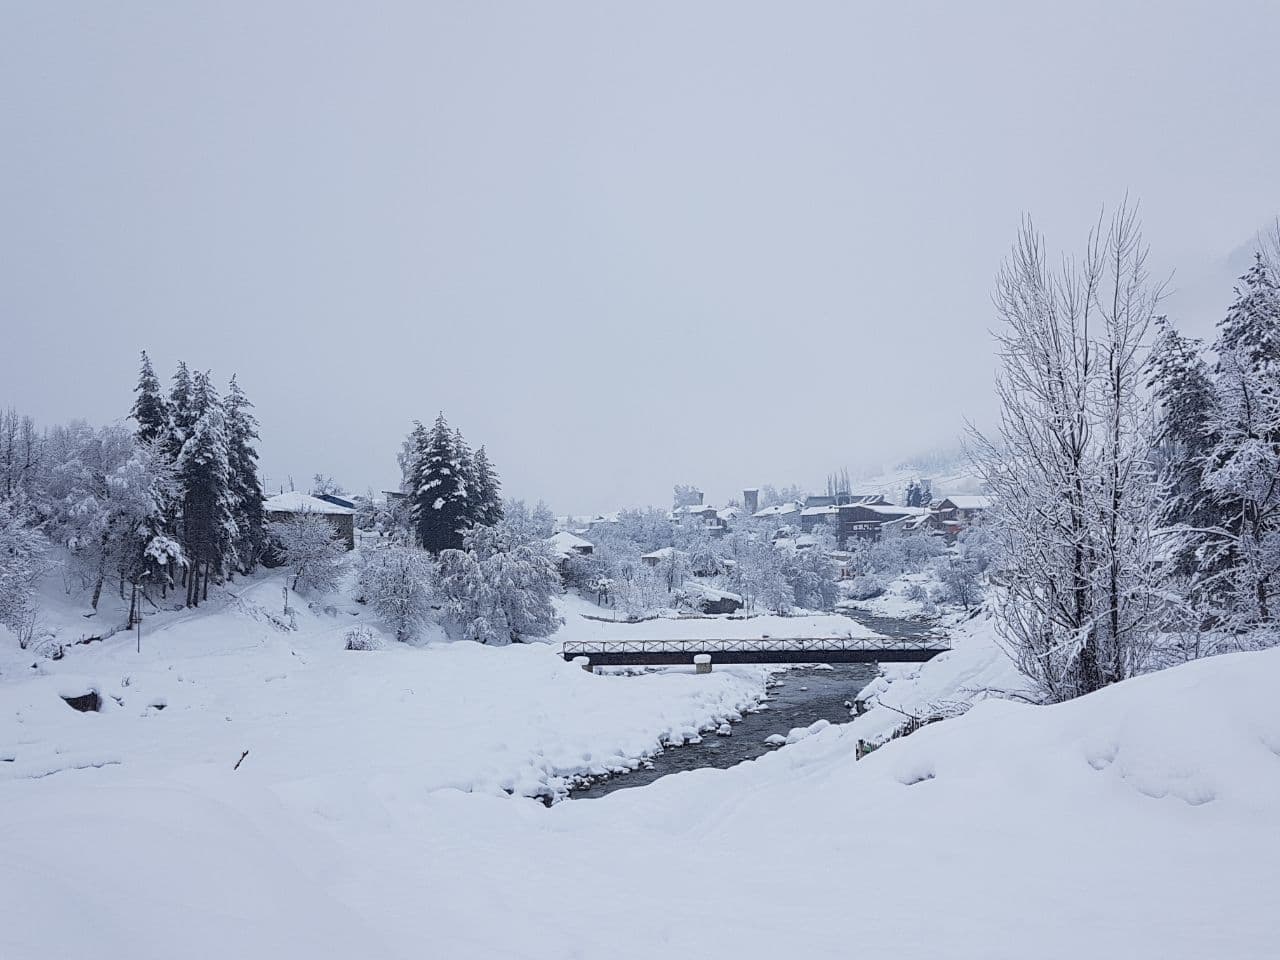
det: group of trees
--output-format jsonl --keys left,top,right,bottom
{"left": 0, "top": 352, "right": 265, "bottom": 644}
{"left": 974, "top": 207, "right": 1280, "bottom": 703}
{"left": 1149, "top": 250, "right": 1280, "bottom": 649}
{"left": 130, "top": 353, "right": 266, "bottom": 607}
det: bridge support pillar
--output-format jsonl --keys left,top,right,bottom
{"left": 694, "top": 654, "right": 712, "bottom": 674}
{"left": 572, "top": 656, "right": 592, "bottom": 673}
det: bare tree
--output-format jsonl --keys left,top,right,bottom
{"left": 970, "top": 204, "right": 1163, "bottom": 702}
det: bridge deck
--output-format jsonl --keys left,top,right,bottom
{"left": 561, "top": 636, "right": 950, "bottom": 666}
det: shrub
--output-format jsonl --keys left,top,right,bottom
{"left": 344, "top": 625, "right": 383, "bottom": 651}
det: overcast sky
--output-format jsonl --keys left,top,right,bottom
{"left": 3, "top": 2, "right": 1278, "bottom": 513}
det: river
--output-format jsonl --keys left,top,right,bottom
{"left": 568, "top": 608, "right": 937, "bottom": 800}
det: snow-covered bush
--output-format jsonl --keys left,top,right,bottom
{"left": 905, "top": 582, "right": 929, "bottom": 602}
{"left": 436, "top": 524, "right": 562, "bottom": 644}
{"left": 268, "top": 512, "right": 349, "bottom": 594}
{"left": 846, "top": 573, "right": 887, "bottom": 601}
{"left": 614, "top": 565, "right": 667, "bottom": 620}
{"left": 343, "top": 625, "right": 382, "bottom": 651}
{"left": 357, "top": 543, "right": 434, "bottom": 642}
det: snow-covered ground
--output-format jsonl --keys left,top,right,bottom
{"left": 3, "top": 571, "right": 1278, "bottom": 959}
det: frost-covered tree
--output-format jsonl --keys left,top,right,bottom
{"left": 615, "top": 506, "right": 675, "bottom": 552}
{"left": 167, "top": 361, "right": 196, "bottom": 461}
{"left": 781, "top": 546, "right": 838, "bottom": 611}
{"left": 357, "top": 543, "right": 434, "bottom": 641}
{"left": 0, "top": 500, "right": 48, "bottom": 647}
{"left": 727, "top": 535, "right": 792, "bottom": 614}
{"left": 410, "top": 414, "right": 468, "bottom": 554}
{"left": 1147, "top": 317, "right": 1220, "bottom": 583}
{"left": 311, "top": 474, "right": 345, "bottom": 497}
{"left": 436, "top": 523, "right": 562, "bottom": 643}
{"left": 452, "top": 428, "right": 475, "bottom": 529}
{"left": 1197, "top": 347, "right": 1280, "bottom": 641}
{"left": 130, "top": 351, "right": 171, "bottom": 448}
{"left": 470, "top": 446, "right": 502, "bottom": 526}
{"left": 501, "top": 498, "right": 556, "bottom": 541}
{"left": 224, "top": 375, "right": 265, "bottom": 573}
{"left": 971, "top": 206, "right": 1163, "bottom": 702}
{"left": 672, "top": 484, "right": 703, "bottom": 509}
{"left": 176, "top": 372, "right": 238, "bottom": 605}
{"left": 0, "top": 409, "right": 43, "bottom": 504}
{"left": 940, "top": 556, "right": 981, "bottom": 611}
{"left": 269, "top": 512, "right": 348, "bottom": 594}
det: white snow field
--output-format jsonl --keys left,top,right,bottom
{"left": 3, "top": 573, "right": 1279, "bottom": 959}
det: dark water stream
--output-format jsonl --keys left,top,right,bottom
{"left": 568, "top": 609, "right": 938, "bottom": 800}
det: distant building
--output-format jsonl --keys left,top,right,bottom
{"left": 315, "top": 493, "right": 358, "bottom": 511}
{"left": 546, "top": 531, "right": 594, "bottom": 559}
{"left": 835, "top": 502, "right": 930, "bottom": 545}
{"left": 676, "top": 582, "right": 744, "bottom": 615}
{"left": 263, "top": 492, "right": 356, "bottom": 551}
{"left": 742, "top": 488, "right": 760, "bottom": 515}
{"left": 931, "top": 495, "right": 993, "bottom": 539}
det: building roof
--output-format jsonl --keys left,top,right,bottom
{"left": 641, "top": 546, "right": 682, "bottom": 560}
{"left": 679, "top": 582, "right": 743, "bottom": 604}
{"left": 938, "top": 495, "right": 994, "bottom": 511}
{"left": 263, "top": 492, "right": 355, "bottom": 515}
{"left": 752, "top": 502, "right": 801, "bottom": 518}
{"left": 801, "top": 505, "right": 840, "bottom": 516}
{"left": 838, "top": 503, "right": 931, "bottom": 517}
{"left": 546, "top": 531, "right": 594, "bottom": 558}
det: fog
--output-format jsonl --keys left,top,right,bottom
{"left": 3, "top": 2, "right": 1277, "bottom": 512}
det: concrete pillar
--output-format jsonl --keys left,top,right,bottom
{"left": 572, "top": 656, "right": 591, "bottom": 673}
{"left": 694, "top": 654, "right": 712, "bottom": 674}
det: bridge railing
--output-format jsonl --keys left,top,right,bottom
{"left": 561, "top": 635, "right": 950, "bottom": 656}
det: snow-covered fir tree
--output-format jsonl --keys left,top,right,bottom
{"left": 452, "top": 427, "right": 475, "bottom": 528}
{"left": 410, "top": 414, "right": 469, "bottom": 554}
{"left": 130, "top": 351, "right": 170, "bottom": 448}
{"left": 224, "top": 375, "right": 266, "bottom": 573}
{"left": 470, "top": 446, "right": 503, "bottom": 526}
{"left": 167, "top": 361, "right": 195, "bottom": 461}
{"left": 176, "top": 371, "right": 238, "bottom": 606}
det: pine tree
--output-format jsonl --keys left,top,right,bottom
{"left": 176, "top": 371, "right": 237, "bottom": 605}
{"left": 1217, "top": 254, "right": 1280, "bottom": 374}
{"left": 1147, "top": 317, "right": 1220, "bottom": 580}
{"left": 471, "top": 445, "right": 503, "bottom": 526}
{"left": 224, "top": 375, "right": 265, "bottom": 573}
{"left": 411, "top": 413, "right": 468, "bottom": 554}
{"left": 130, "top": 351, "right": 171, "bottom": 447}
{"left": 452, "top": 427, "right": 475, "bottom": 529}
{"left": 168, "top": 361, "right": 195, "bottom": 461}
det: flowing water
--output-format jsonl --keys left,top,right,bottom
{"left": 568, "top": 609, "right": 937, "bottom": 800}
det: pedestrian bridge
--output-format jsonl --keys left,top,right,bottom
{"left": 560, "top": 635, "right": 950, "bottom": 667}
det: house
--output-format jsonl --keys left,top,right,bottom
{"left": 799, "top": 504, "right": 840, "bottom": 532}
{"left": 315, "top": 493, "right": 358, "bottom": 511}
{"left": 751, "top": 501, "right": 802, "bottom": 521}
{"left": 640, "top": 546, "right": 682, "bottom": 566}
{"left": 835, "top": 502, "right": 930, "bottom": 545}
{"left": 932, "top": 495, "right": 993, "bottom": 523}
{"left": 263, "top": 492, "right": 356, "bottom": 552}
{"left": 930, "top": 495, "right": 993, "bottom": 539}
{"left": 546, "top": 531, "right": 594, "bottom": 559}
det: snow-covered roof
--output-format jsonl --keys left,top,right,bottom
{"left": 801, "top": 505, "right": 840, "bottom": 516}
{"left": 839, "top": 503, "right": 930, "bottom": 517}
{"left": 939, "top": 495, "right": 993, "bottom": 510}
{"left": 716, "top": 507, "right": 741, "bottom": 521}
{"left": 546, "top": 531, "right": 594, "bottom": 558}
{"left": 641, "top": 546, "right": 682, "bottom": 560}
{"left": 752, "top": 502, "right": 801, "bottom": 518}
{"left": 680, "top": 582, "right": 743, "bottom": 603}
{"left": 263, "top": 492, "right": 354, "bottom": 515}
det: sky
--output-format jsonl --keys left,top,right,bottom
{"left": 2, "top": 2, "right": 1278, "bottom": 514}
